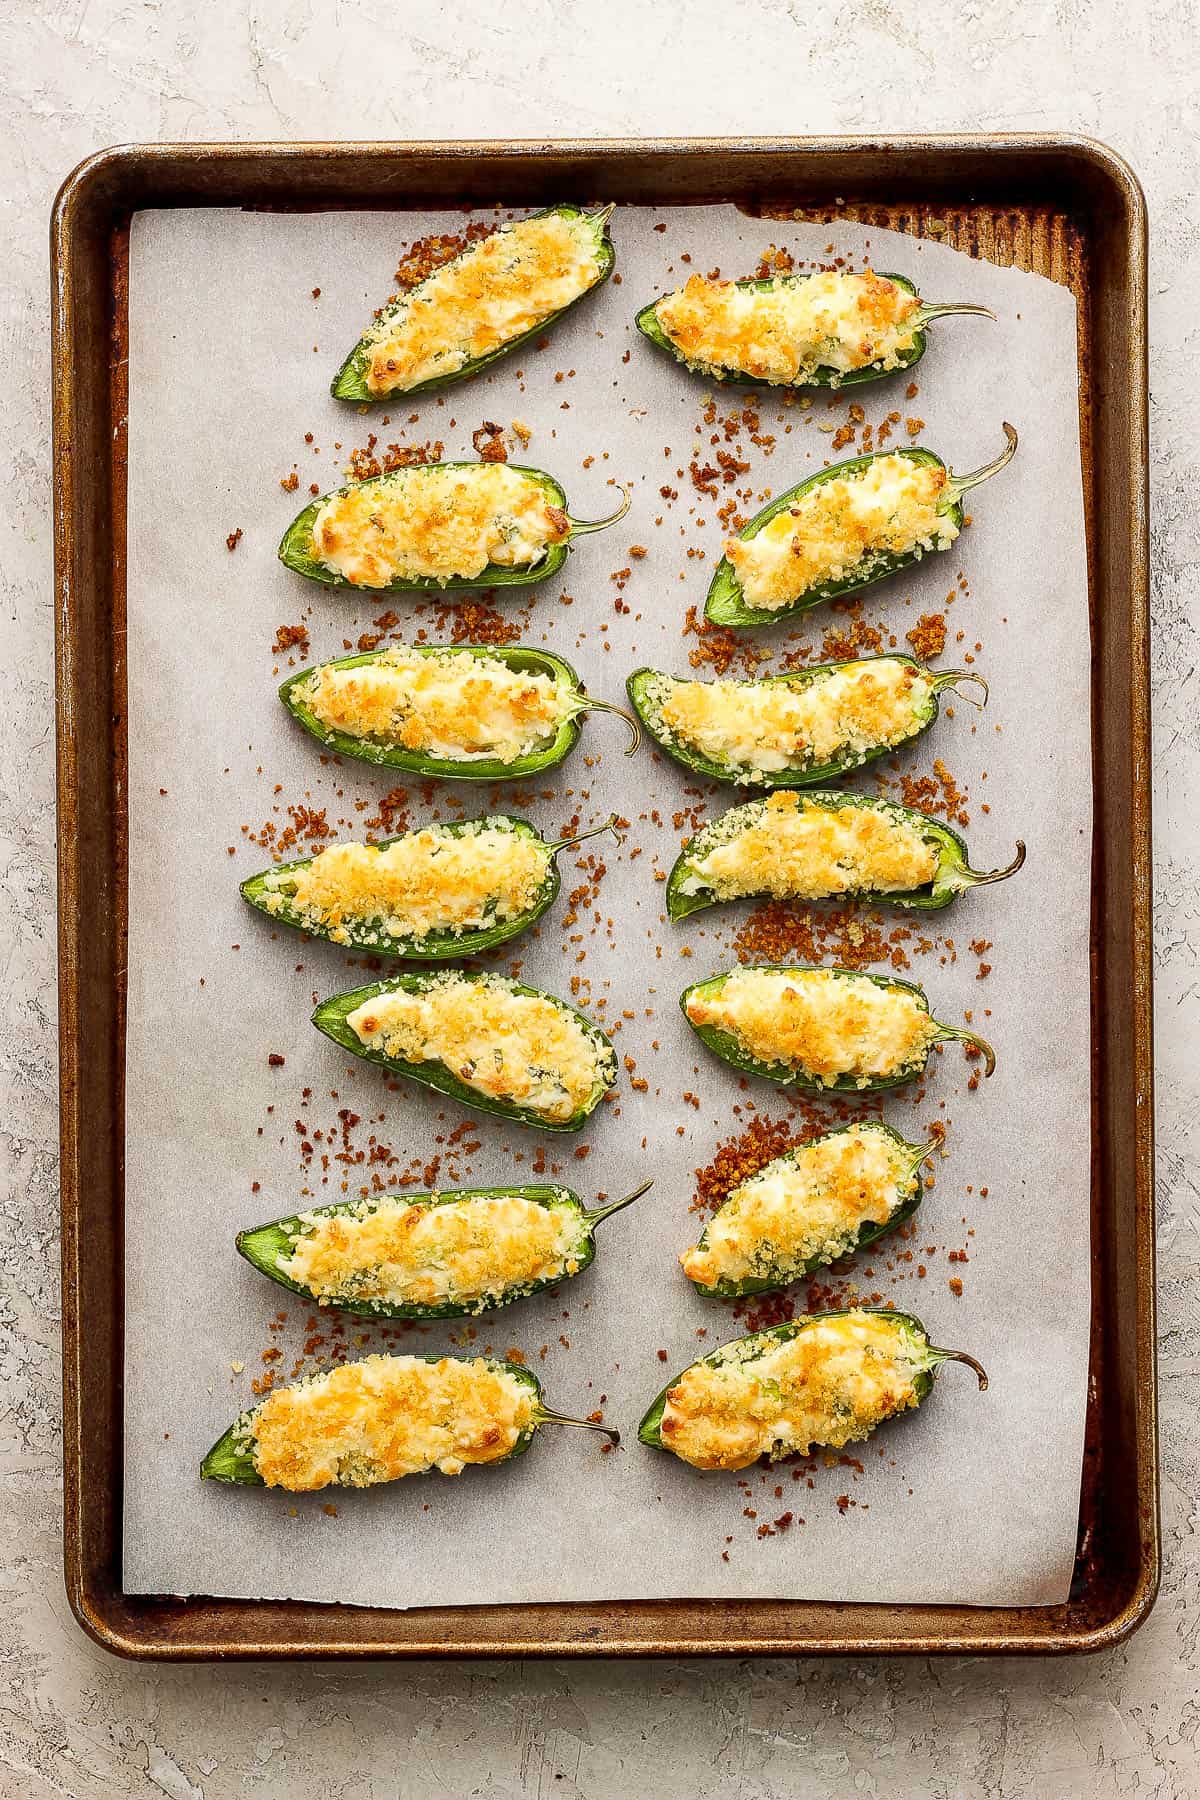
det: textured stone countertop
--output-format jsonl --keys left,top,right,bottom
{"left": 5, "top": 3, "right": 1195, "bottom": 1795}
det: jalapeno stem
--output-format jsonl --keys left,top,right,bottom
{"left": 962, "top": 840, "right": 1027, "bottom": 887}
{"left": 548, "top": 813, "right": 624, "bottom": 856}
{"left": 591, "top": 202, "right": 616, "bottom": 229}
{"left": 930, "top": 668, "right": 989, "bottom": 710}
{"left": 946, "top": 422, "right": 1018, "bottom": 497}
{"left": 568, "top": 485, "right": 631, "bottom": 536}
{"left": 534, "top": 1408, "right": 620, "bottom": 1446}
{"left": 907, "top": 1136, "right": 944, "bottom": 1172}
{"left": 584, "top": 1177, "right": 654, "bottom": 1226}
{"left": 936, "top": 1025, "right": 996, "bottom": 1077}
{"left": 571, "top": 695, "right": 642, "bottom": 756}
{"left": 914, "top": 301, "right": 997, "bottom": 325}
{"left": 930, "top": 1346, "right": 989, "bottom": 1390}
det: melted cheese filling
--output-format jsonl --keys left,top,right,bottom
{"left": 249, "top": 1354, "right": 534, "bottom": 1489}
{"left": 347, "top": 975, "right": 603, "bottom": 1122}
{"left": 659, "top": 1312, "right": 923, "bottom": 1470}
{"left": 685, "top": 966, "right": 938, "bottom": 1087}
{"left": 281, "top": 1194, "right": 586, "bottom": 1311}
{"left": 654, "top": 270, "right": 920, "bottom": 385}
{"left": 310, "top": 464, "right": 570, "bottom": 587}
{"left": 259, "top": 826, "right": 550, "bottom": 946}
{"left": 362, "top": 213, "right": 603, "bottom": 395}
{"left": 727, "top": 455, "right": 957, "bottom": 610}
{"left": 682, "top": 792, "right": 938, "bottom": 904}
{"left": 300, "top": 645, "right": 569, "bottom": 764}
{"left": 681, "top": 1125, "right": 915, "bottom": 1288}
{"left": 649, "top": 659, "right": 931, "bottom": 777}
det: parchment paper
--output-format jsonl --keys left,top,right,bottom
{"left": 122, "top": 205, "right": 1091, "bottom": 1610}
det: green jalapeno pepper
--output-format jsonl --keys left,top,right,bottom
{"left": 236, "top": 1177, "right": 652, "bottom": 1319}
{"left": 332, "top": 204, "right": 616, "bottom": 402}
{"left": 201, "top": 1351, "right": 618, "bottom": 1488}
{"left": 705, "top": 426, "right": 1018, "bottom": 628}
{"left": 313, "top": 967, "right": 618, "bottom": 1130}
{"left": 637, "top": 1306, "right": 987, "bottom": 1470}
{"left": 679, "top": 1122, "right": 934, "bottom": 1299}
{"left": 636, "top": 270, "right": 994, "bottom": 391}
{"left": 278, "top": 460, "right": 629, "bottom": 593}
{"left": 280, "top": 643, "right": 640, "bottom": 779}
{"left": 626, "top": 655, "right": 986, "bottom": 789}
{"left": 666, "top": 790, "right": 1025, "bottom": 920}
{"left": 240, "top": 813, "right": 621, "bottom": 960}
{"left": 680, "top": 963, "right": 995, "bottom": 1093}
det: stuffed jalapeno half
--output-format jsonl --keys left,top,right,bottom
{"left": 636, "top": 267, "right": 993, "bottom": 391}
{"left": 279, "top": 460, "right": 629, "bottom": 593}
{"left": 332, "top": 204, "right": 616, "bottom": 402}
{"left": 627, "top": 655, "right": 985, "bottom": 789}
{"left": 201, "top": 1351, "right": 617, "bottom": 1490}
{"left": 667, "top": 790, "right": 1025, "bottom": 919}
{"left": 313, "top": 968, "right": 618, "bottom": 1130}
{"left": 705, "top": 426, "right": 1018, "bottom": 627}
{"left": 240, "top": 813, "right": 621, "bottom": 959}
{"left": 236, "top": 1178, "right": 651, "bottom": 1320}
{"left": 680, "top": 1121, "right": 933, "bottom": 1298}
{"left": 680, "top": 964, "right": 994, "bottom": 1093}
{"left": 280, "top": 642, "right": 639, "bottom": 779}
{"left": 637, "top": 1307, "right": 987, "bottom": 1471}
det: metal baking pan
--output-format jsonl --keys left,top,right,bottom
{"left": 52, "top": 136, "right": 1154, "bottom": 1658}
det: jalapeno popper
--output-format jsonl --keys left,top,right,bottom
{"left": 706, "top": 426, "right": 1018, "bottom": 627}
{"left": 280, "top": 643, "right": 639, "bottom": 778}
{"left": 637, "top": 268, "right": 993, "bottom": 390}
{"left": 332, "top": 204, "right": 616, "bottom": 402}
{"left": 237, "top": 1179, "right": 651, "bottom": 1319}
{"left": 638, "top": 1308, "right": 987, "bottom": 1471}
{"left": 201, "top": 1352, "right": 617, "bottom": 1491}
{"left": 680, "top": 1122, "right": 933, "bottom": 1298}
{"left": 681, "top": 964, "right": 994, "bottom": 1092}
{"left": 627, "top": 655, "right": 985, "bottom": 788}
{"left": 313, "top": 969, "right": 618, "bottom": 1130}
{"left": 241, "top": 814, "right": 621, "bottom": 959}
{"left": 667, "top": 790, "right": 1025, "bottom": 919}
{"left": 279, "top": 460, "right": 629, "bottom": 593}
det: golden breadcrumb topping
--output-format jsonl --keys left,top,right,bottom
{"left": 654, "top": 269, "right": 920, "bottom": 386}
{"left": 347, "top": 975, "right": 603, "bottom": 1122}
{"left": 659, "top": 1311, "right": 922, "bottom": 1470}
{"left": 259, "top": 824, "right": 550, "bottom": 945}
{"left": 300, "top": 644, "right": 568, "bottom": 763}
{"left": 310, "top": 464, "right": 570, "bottom": 587}
{"left": 682, "top": 793, "right": 938, "bottom": 904}
{"left": 281, "top": 1193, "right": 585, "bottom": 1311}
{"left": 681, "top": 1123, "right": 914, "bottom": 1288}
{"left": 249, "top": 1354, "right": 534, "bottom": 1489}
{"left": 726, "top": 454, "right": 957, "bottom": 610}
{"left": 650, "top": 658, "right": 931, "bottom": 777}
{"left": 362, "top": 212, "right": 603, "bottom": 395}
{"left": 685, "top": 966, "right": 937, "bottom": 1087}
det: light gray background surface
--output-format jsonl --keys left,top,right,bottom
{"left": 5, "top": 1, "right": 1196, "bottom": 1794}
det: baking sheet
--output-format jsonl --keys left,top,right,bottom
{"left": 122, "top": 204, "right": 1091, "bottom": 1611}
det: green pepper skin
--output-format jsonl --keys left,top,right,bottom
{"left": 666, "top": 790, "right": 1025, "bottom": 920}
{"left": 236, "top": 1179, "right": 648, "bottom": 1320}
{"left": 279, "top": 461, "right": 625, "bottom": 594}
{"left": 331, "top": 204, "right": 616, "bottom": 403}
{"left": 201, "top": 1354, "right": 615, "bottom": 1487}
{"left": 637, "top": 1306, "right": 987, "bottom": 1452}
{"left": 680, "top": 963, "right": 995, "bottom": 1093}
{"left": 704, "top": 425, "right": 1018, "bottom": 628}
{"left": 280, "top": 643, "right": 637, "bottom": 781}
{"left": 240, "top": 814, "right": 620, "bottom": 961}
{"left": 637, "top": 272, "right": 934, "bottom": 392}
{"left": 683, "top": 1124, "right": 930, "bottom": 1300}
{"left": 312, "top": 969, "right": 618, "bottom": 1131}
{"left": 626, "top": 656, "right": 978, "bottom": 790}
